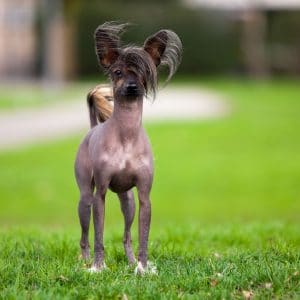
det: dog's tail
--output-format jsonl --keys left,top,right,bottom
{"left": 87, "top": 84, "right": 114, "bottom": 128}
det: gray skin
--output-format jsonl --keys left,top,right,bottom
{"left": 75, "top": 71, "right": 153, "bottom": 271}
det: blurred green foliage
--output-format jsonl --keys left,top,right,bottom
{"left": 74, "top": 0, "right": 239, "bottom": 76}
{"left": 64, "top": 0, "right": 300, "bottom": 77}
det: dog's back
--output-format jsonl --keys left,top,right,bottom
{"left": 87, "top": 84, "right": 114, "bottom": 127}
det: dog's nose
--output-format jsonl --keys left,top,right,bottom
{"left": 126, "top": 82, "right": 138, "bottom": 93}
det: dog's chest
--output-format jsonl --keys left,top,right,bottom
{"left": 106, "top": 145, "right": 152, "bottom": 193}
{"left": 111, "top": 150, "right": 151, "bottom": 175}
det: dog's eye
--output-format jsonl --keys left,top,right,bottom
{"left": 114, "top": 70, "right": 122, "bottom": 77}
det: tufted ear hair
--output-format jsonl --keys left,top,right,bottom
{"left": 94, "top": 22, "right": 127, "bottom": 69}
{"left": 144, "top": 30, "right": 168, "bottom": 67}
{"left": 144, "top": 29, "right": 182, "bottom": 81}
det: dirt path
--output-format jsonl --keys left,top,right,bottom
{"left": 0, "top": 87, "right": 229, "bottom": 150}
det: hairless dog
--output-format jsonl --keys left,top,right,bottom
{"left": 75, "top": 22, "right": 182, "bottom": 274}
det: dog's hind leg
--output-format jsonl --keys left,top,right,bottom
{"left": 75, "top": 135, "right": 94, "bottom": 261}
{"left": 118, "top": 190, "right": 136, "bottom": 265}
{"left": 78, "top": 188, "right": 94, "bottom": 260}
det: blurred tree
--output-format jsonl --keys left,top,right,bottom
{"left": 37, "top": 0, "right": 300, "bottom": 80}
{"left": 240, "top": 10, "right": 269, "bottom": 78}
{"left": 73, "top": 0, "right": 238, "bottom": 78}
{"left": 39, "top": 0, "right": 80, "bottom": 81}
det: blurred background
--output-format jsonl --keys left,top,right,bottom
{"left": 0, "top": 0, "right": 299, "bottom": 229}
{"left": 1, "top": 0, "right": 300, "bottom": 80}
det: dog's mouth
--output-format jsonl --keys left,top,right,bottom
{"left": 125, "top": 91, "right": 143, "bottom": 97}
{"left": 121, "top": 89, "right": 144, "bottom": 98}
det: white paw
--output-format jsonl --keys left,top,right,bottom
{"left": 87, "top": 262, "right": 107, "bottom": 273}
{"left": 134, "top": 261, "right": 158, "bottom": 275}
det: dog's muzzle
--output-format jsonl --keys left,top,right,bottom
{"left": 125, "top": 82, "right": 139, "bottom": 96}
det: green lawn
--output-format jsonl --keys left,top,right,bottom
{"left": 1, "top": 224, "right": 299, "bottom": 299}
{"left": 0, "top": 81, "right": 99, "bottom": 110}
{"left": 0, "top": 78, "right": 299, "bottom": 298}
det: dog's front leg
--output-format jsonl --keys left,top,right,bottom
{"left": 136, "top": 187, "right": 151, "bottom": 273}
{"left": 118, "top": 190, "right": 136, "bottom": 265}
{"left": 91, "top": 187, "right": 107, "bottom": 272}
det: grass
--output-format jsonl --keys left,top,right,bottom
{"left": 0, "top": 81, "right": 100, "bottom": 110}
{"left": 1, "top": 224, "right": 299, "bottom": 299}
{"left": 0, "top": 78, "right": 299, "bottom": 298}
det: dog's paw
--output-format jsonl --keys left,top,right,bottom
{"left": 87, "top": 262, "right": 107, "bottom": 273}
{"left": 78, "top": 252, "right": 90, "bottom": 261}
{"left": 134, "top": 261, "right": 158, "bottom": 276}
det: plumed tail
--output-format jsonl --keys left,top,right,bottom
{"left": 87, "top": 84, "right": 114, "bottom": 128}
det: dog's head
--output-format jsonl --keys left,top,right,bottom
{"left": 94, "top": 22, "right": 182, "bottom": 100}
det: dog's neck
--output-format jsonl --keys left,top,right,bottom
{"left": 111, "top": 96, "right": 143, "bottom": 141}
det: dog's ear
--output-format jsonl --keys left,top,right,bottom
{"left": 94, "top": 22, "right": 126, "bottom": 69}
{"left": 144, "top": 30, "right": 168, "bottom": 67}
{"left": 144, "top": 29, "right": 182, "bottom": 81}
